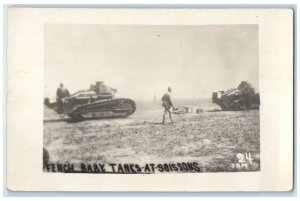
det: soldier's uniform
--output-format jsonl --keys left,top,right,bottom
{"left": 161, "top": 88, "right": 174, "bottom": 124}
{"left": 161, "top": 92, "right": 173, "bottom": 110}
{"left": 56, "top": 85, "right": 70, "bottom": 111}
{"left": 56, "top": 87, "right": 70, "bottom": 99}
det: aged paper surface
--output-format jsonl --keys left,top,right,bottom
{"left": 7, "top": 8, "right": 293, "bottom": 191}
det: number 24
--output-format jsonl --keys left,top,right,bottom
{"left": 236, "top": 152, "right": 253, "bottom": 164}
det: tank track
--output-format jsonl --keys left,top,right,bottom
{"left": 67, "top": 98, "right": 136, "bottom": 120}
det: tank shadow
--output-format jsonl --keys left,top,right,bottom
{"left": 206, "top": 109, "right": 223, "bottom": 113}
{"left": 68, "top": 116, "right": 133, "bottom": 123}
{"left": 43, "top": 118, "right": 70, "bottom": 123}
{"left": 44, "top": 115, "right": 133, "bottom": 123}
{"left": 207, "top": 108, "right": 259, "bottom": 113}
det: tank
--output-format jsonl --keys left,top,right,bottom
{"left": 212, "top": 81, "right": 260, "bottom": 111}
{"left": 44, "top": 81, "right": 136, "bottom": 120}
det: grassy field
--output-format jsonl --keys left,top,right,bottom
{"left": 43, "top": 100, "right": 260, "bottom": 173}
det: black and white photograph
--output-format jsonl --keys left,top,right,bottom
{"left": 43, "top": 24, "right": 260, "bottom": 174}
{"left": 6, "top": 8, "right": 293, "bottom": 192}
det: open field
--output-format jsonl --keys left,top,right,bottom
{"left": 44, "top": 100, "right": 260, "bottom": 173}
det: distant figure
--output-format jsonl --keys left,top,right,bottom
{"left": 161, "top": 87, "right": 174, "bottom": 124}
{"left": 89, "top": 84, "right": 96, "bottom": 92}
{"left": 153, "top": 94, "right": 157, "bottom": 103}
{"left": 56, "top": 83, "right": 70, "bottom": 110}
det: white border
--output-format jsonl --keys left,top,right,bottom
{"left": 4, "top": 6, "right": 291, "bottom": 191}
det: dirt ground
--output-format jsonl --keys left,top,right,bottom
{"left": 43, "top": 101, "right": 260, "bottom": 173}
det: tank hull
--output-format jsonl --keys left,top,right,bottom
{"left": 44, "top": 95, "right": 136, "bottom": 120}
{"left": 67, "top": 98, "right": 136, "bottom": 120}
{"left": 212, "top": 92, "right": 260, "bottom": 111}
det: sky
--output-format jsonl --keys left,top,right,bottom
{"left": 44, "top": 24, "right": 259, "bottom": 100}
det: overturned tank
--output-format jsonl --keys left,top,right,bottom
{"left": 212, "top": 81, "right": 260, "bottom": 111}
{"left": 44, "top": 81, "right": 136, "bottom": 120}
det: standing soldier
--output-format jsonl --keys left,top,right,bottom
{"left": 56, "top": 83, "right": 70, "bottom": 111}
{"left": 161, "top": 87, "right": 174, "bottom": 124}
{"left": 56, "top": 83, "right": 70, "bottom": 100}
